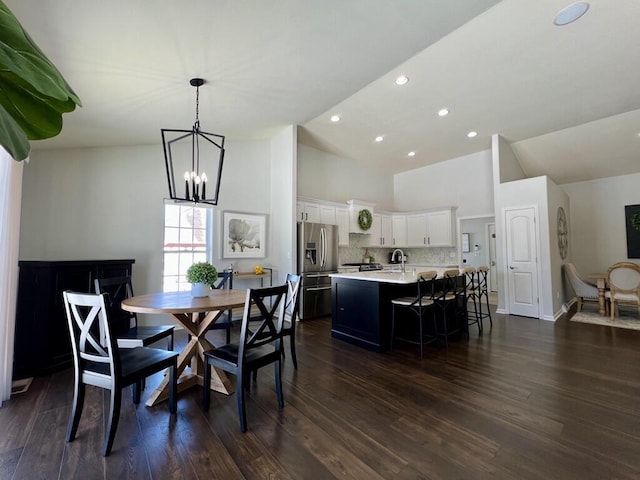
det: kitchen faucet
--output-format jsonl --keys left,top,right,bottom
{"left": 391, "top": 248, "right": 405, "bottom": 273}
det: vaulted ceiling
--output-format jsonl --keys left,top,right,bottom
{"left": 7, "top": 0, "right": 640, "bottom": 184}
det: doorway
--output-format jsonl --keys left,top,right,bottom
{"left": 487, "top": 223, "right": 497, "bottom": 292}
{"left": 459, "top": 215, "right": 497, "bottom": 301}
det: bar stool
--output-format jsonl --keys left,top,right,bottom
{"left": 475, "top": 266, "right": 492, "bottom": 328}
{"left": 390, "top": 271, "right": 438, "bottom": 359}
{"left": 434, "top": 269, "right": 463, "bottom": 349}
{"left": 462, "top": 266, "right": 482, "bottom": 335}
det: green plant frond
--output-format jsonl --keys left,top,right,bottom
{"left": 0, "top": 4, "right": 81, "bottom": 106}
{"left": 0, "top": 75, "right": 64, "bottom": 139}
{"left": 0, "top": 1, "right": 81, "bottom": 159}
{"left": 1, "top": 71, "right": 77, "bottom": 113}
{"left": 0, "top": 103, "right": 30, "bottom": 160}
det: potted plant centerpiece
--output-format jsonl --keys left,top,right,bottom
{"left": 186, "top": 262, "right": 218, "bottom": 297}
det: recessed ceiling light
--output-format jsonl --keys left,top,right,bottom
{"left": 438, "top": 108, "right": 449, "bottom": 117}
{"left": 407, "top": 151, "right": 416, "bottom": 157}
{"left": 554, "top": 2, "right": 589, "bottom": 26}
{"left": 467, "top": 131, "right": 478, "bottom": 138}
{"left": 330, "top": 115, "right": 340, "bottom": 122}
{"left": 375, "top": 136, "right": 384, "bottom": 142}
{"left": 395, "top": 75, "right": 409, "bottom": 86}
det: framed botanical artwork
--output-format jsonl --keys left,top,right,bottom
{"left": 222, "top": 211, "right": 266, "bottom": 258}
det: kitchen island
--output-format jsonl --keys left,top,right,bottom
{"left": 330, "top": 268, "right": 460, "bottom": 352}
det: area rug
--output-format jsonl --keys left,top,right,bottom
{"left": 570, "top": 309, "right": 640, "bottom": 331}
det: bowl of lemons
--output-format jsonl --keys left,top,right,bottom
{"left": 254, "top": 265, "right": 264, "bottom": 275}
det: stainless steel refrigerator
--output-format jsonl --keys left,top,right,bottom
{"left": 297, "top": 222, "right": 338, "bottom": 320}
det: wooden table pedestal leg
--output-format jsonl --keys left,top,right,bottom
{"left": 145, "top": 310, "right": 234, "bottom": 407}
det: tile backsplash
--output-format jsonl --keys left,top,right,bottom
{"left": 339, "top": 234, "right": 458, "bottom": 266}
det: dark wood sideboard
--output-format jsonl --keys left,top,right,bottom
{"left": 13, "top": 259, "right": 135, "bottom": 379}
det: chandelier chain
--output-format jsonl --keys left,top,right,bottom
{"left": 194, "top": 85, "right": 200, "bottom": 129}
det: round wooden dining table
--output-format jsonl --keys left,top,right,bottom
{"left": 588, "top": 272, "right": 608, "bottom": 316}
{"left": 121, "top": 289, "right": 247, "bottom": 407}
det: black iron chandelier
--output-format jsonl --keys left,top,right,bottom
{"left": 162, "top": 78, "right": 225, "bottom": 205}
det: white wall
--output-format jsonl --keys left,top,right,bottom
{"left": 545, "top": 177, "right": 571, "bottom": 318}
{"left": 492, "top": 134, "right": 529, "bottom": 313}
{"left": 496, "top": 176, "right": 549, "bottom": 318}
{"left": 495, "top": 135, "right": 526, "bottom": 184}
{"left": 20, "top": 138, "right": 279, "bottom": 324}
{"left": 269, "top": 126, "right": 296, "bottom": 284}
{"left": 561, "top": 172, "right": 640, "bottom": 274}
{"left": 297, "top": 144, "right": 394, "bottom": 210}
{"left": 394, "top": 150, "right": 494, "bottom": 216}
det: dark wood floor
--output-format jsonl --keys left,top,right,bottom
{"left": 2, "top": 306, "right": 640, "bottom": 480}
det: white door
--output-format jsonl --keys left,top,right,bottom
{"left": 488, "top": 223, "right": 497, "bottom": 292}
{"left": 505, "top": 207, "right": 539, "bottom": 318}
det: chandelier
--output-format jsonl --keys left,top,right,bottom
{"left": 162, "top": 78, "right": 225, "bottom": 205}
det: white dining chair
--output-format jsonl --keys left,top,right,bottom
{"left": 562, "top": 263, "right": 600, "bottom": 312}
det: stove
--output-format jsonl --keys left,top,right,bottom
{"left": 358, "top": 263, "right": 383, "bottom": 272}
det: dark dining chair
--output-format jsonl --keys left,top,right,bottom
{"left": 277, "top": 273, "right": 302, "bottom": 368}
{"left": 251, "top": 273, "right": 301, "bottom": 381}
{"left": 63, "top": 291, "right": 178, "bottom": 456}
{"left": 206, "top": 270, "right": 235, "bottom": 344}
{"left": 202, "top": 284, "right": 288, "bottom": 432}
{"left": 94, "top": 276, "right": 174, "bottom": 350}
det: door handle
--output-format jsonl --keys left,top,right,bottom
{"left": 509, "top": 266, "right": 516, "bottom": 270}
{"left": 307, "top": 286, "right": 332, "bottom": 292}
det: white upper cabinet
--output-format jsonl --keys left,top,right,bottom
{"left": 367, "top": 214, "right": 392, "bottom": 246}
{"left": 425, "top": 209, "right": 454, "bottom": 247}
{"left": 406, "top": 209, "right": 455, "bottom": 247}
{"left": 335, "top": 207, "right": 349, "bottom": 246}
{"left": 391, "top": 214, "right": 407, "bottom": 247}
{"left": 381, "top": 214, "right": 392, "bottom": 246}
{"left": 297, "top": 201, "right": 320, "bottom": 223}
{"left": 298, "top": 198, "right": 455, "bottom": 249}
{"left": 320, "top": 205, "right": 337, "bottom": 225}
{"left": 406, "top": 213, "right": 428, "bottom": 246}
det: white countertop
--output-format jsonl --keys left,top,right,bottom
{"left": 330, "top": 267, "right": 460, "bottom": 284}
